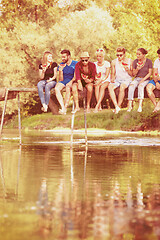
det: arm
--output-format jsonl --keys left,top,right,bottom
{"left": 39, "top": 65, "right": 47, "bottom": 80}
{"left": 75, "top": 63, "right": 83, "bottom": 90}
{"left": 153, "top": 68, "right": 160, "bottom": 90}
{"left": 86, "top": 63, "right": 96, "bottom": 83}
{"left": 110, "top": 60, "right": 116, "bottom": 82}
{"left": 47, "top": 67, "right": 58, "bottom": 82}
{"left": 139, "top": 68, "right": 152, "bottom": 84}
{"left": 124, "top": 60, "right": 133, "bottom": 77}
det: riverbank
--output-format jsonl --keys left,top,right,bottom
{"left": 4, "top": 101, "right": 160, "bottom": 134}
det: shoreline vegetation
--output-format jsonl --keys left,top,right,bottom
{"left": 3, "top": 101, "right": 160, "bottom": 136}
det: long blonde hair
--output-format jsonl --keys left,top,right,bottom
{"left": 42, "top": 51, "right": 52, "bottom": 65}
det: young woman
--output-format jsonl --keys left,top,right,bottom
{"left": 38, "top": 51, "right": 57, "bottom": 112}
{"left": 128, "top": 48, "right": 152, "bottom": 112}
{"left": 94, "top": 48, "right": 110, "bottom": 113}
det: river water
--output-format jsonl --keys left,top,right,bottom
{"left": 0, "top": 130, "right": 160, "bottom": 240}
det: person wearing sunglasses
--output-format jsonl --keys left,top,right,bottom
{"left": 108, "top": 47, "right": 133, "bottom": 114}
{"left": 94, "top": 48, "right": 110, "bottom": 113}
{"left": 72, "top": 52, "right": 96, "bottom": 113}
{"left": 128, "top": 48, "right": 152, "bottom": 112}
{"left": 146, "top": 49, "right": 160, "bottom": 112}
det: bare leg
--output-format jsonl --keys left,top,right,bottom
{"left": 95, "top": 84, "right": 100, "bottom": 103}
{"left": 72, "top": 83, "right": 80, "bottom": 112}
{"left": 64, "top": 85, "right": 71, "bottom": 110}
{"left": 55, "top": 83, "right": 66, "bottom": 113}
{"left": 153, "top": 101, "right": 160, "bottom": 112}
{"left": 85, "top": 83, "right": 93, "bottom": 112}
{"left": 127, "top": 100, "right": 133, "bottom": 112}
{"left": 146, "top": 83, "right": 157, "bottom": 107}
{"left": 108, "top": 83, "right": 118, "bottom": 108}
{"left": 94, "top": 82, "right": 109, "bottom": 112}
{"left": 108, "top": 83, "right": 120, "bottom": 113}
{"left": 138, "top": 99, "right": 143, "bottom": 112}
{"left": 118, "top": 83, "right": 127, "bottom": 107}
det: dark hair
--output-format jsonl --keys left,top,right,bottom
{"left": 157, "top": 48, "right": 160, "bottom": 54}
{"left": 138, "top": 48, "right": 148, "bottom": 55}
{"left": 116, "top": 47, "right": 126, "bottom": 54}
{"left": 60, "top": 49, "right": 71, "bottom": 56}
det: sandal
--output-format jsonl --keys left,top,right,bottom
{"left": 59, "top": 109, "right": 66, "bottom": 115}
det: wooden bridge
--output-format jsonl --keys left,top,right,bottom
{"left": 0, "top": 86, "right": 160, "bottom": 144}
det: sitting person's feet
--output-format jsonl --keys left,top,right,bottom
{"left": 137, "top": 106, "right": 142, "bottom": 112}
{"left": 86, "top": 108, "right": 91, "bottom": 113}
{"left": 153, "top": 101, "right": 160, "bottom": 112}
{"left": 115, "top": 106, "right": 121, "bottom": 114}
{"left": 59, "top": 108, "right": 66, "bottom": 115}
{"left": 42, "top": 103, "right": 48, "bottom": 112}
{"left": 71, "top": 107, "right": 80, "bottom": 114}
{"left": 127, "top": 107, "right": 132, "bottom": 112}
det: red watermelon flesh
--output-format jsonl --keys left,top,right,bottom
{"left": 137, "top": 61, "right": 143, "bottom": 66}
{"left": 122, "top": 62, "right": 128, "bottom": 66}
{"left": 81, "top": 73, "right": 88, "bottom": 79}
{"left": 96, "top": 72, "right": 101, "bottom": 78}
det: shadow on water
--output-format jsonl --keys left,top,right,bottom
{"left": 0, "top": 131, "right": 160, "bottom": 239}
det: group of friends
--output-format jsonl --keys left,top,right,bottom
{"left": 37, "top": 47, "right": 160, "bottom": 114}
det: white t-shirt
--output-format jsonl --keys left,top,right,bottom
{"left": 94, "top": 61, "right": 110, "bottom": 82}
{"left": 153, "top": 58, "right": 160, "bottom": 75}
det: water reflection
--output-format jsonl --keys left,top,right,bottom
{"left": 0, "top": 133, "right": 160, "bottom": 239}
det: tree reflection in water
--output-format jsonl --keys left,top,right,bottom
{"left": 36, "top": 148, "right": 160, "bottom": 240}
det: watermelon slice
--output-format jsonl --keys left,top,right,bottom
{"left": 81, "top": 73, "right": 88, "bottom": 79}
{"left": 96, "top": 72, "right": 101, "bottom": 78}
{"left": 137, "top": 61, "right": 144, "bottom": 66}
{"left": 122, "top": 62, "right": 128, "bottom": 66}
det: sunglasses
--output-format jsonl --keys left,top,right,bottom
{"left": 97, "top": 49, "right": 104, "bottom": 52}
{"left": 116, "top": 54, "right": 123, "bottom": 57}
{"left": 81, "top": 59, "right": 88, "bottom": 62}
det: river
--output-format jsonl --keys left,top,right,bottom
{"left": 0, "top": 130, "right": 160, "bottom": 240}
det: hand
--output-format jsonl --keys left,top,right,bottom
{"left": 156, "top": 82, "right": 160, "bottom": 90}
{"left": 110, "top": 78, "right": 115, "bottom": 83}
{"left": 59, "top": 63, "right": 66, "bottom": 71}
{"left": 139, "top": 79, "right": 145, "bottom": 85}
{"left": 46, "top": 78, "right": 53, "bottom": 83}
{"left": 94, "top": 79, "right": 102, "bottom": 85}
{"left": 124, "top": 66, "right": 129, "bottom": 72}
{"left": 66, "top": 81, "right": 72, "bottom": 88}
{"left": 78, "top": 81, "right": 83, "bottom": 91}
{"left": 42, "top": 65, "right": 48, "bottom": 72}
{"left": 85, "top": 78, "right": 92, "bottom": 84}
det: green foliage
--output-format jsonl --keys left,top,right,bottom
{"left": 0, "top": 0, "right": 160, "bottom": 115}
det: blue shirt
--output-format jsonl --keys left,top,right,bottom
{"left": 58, "top": 60, "right": 78, "bottom": 85}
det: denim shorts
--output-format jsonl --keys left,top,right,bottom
{"left": 148, "top": 79, "right": 160, "bottom": 86}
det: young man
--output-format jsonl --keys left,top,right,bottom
{"left": 55, "top": 49, "right": 77, "bottom": 114}
{"left": 72, "top": 52, "right": 96, "bottom": 113}
{"left": 146, "top": 48, "right": 160, "bottom": 112}
{"left": 108, "top": 47, "right": 133, "bottom": 114}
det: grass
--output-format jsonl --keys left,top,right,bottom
{"left": 3, "top": 100, "right": 160, "bottom": 133}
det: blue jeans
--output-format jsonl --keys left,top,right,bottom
{"left": 37, "top": 80, "right": 57, "bottom": 106}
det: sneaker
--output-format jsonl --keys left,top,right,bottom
{"left": 115, "top": 106, "right": 121, "bottom": 114}
{"left": 137, "top": 106, "right": 142, "bottom": 112}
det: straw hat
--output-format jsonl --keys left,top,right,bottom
{"left": 80, "top": 52, "right": 90, "bottom": 58}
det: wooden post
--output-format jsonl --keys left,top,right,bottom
{"left": 83, "top": 91, "right": 88, "bottom": 146}
{"left": 0, "top": 89, "right": 9, "bottom": 137}
{"left": 17, "top": 93, "right": 22, "bottom": 145}
{"left": 70, "top": 102, "right": 75, "bottom": 146}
